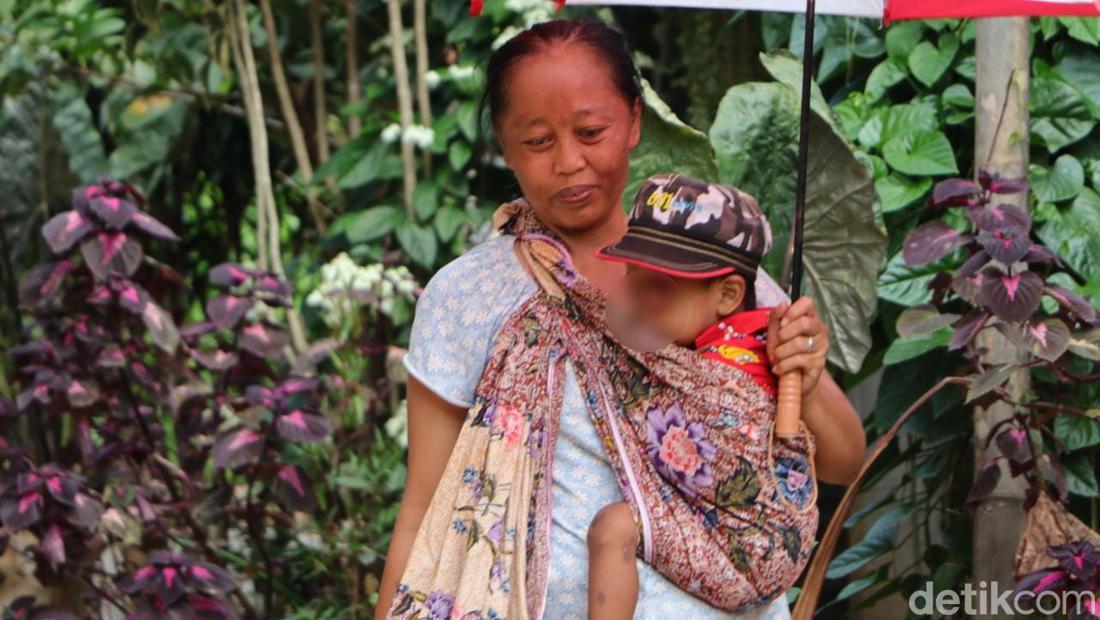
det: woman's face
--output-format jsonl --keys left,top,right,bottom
{"left": 494, "top": 43, "right": 641, "bottom": 235}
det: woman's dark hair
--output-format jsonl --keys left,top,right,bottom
{"left": 478, "top": 19, "right": 641, "bottom": 138}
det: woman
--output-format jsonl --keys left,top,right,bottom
{"left": 375, "top": 19, "right": 865, "bottom": 620}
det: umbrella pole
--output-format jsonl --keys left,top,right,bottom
{"left": 774, "top": 0, "right": 818, "bottom": 438}
{"left": 789, "top": 0, "right": 816, "bottom": 301}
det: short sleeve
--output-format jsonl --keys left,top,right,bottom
{"left": 755, "top": 268, "right": 791, "bottom": 308}
{"left": 403, "top": 236, "right": 537, "bottom": 408}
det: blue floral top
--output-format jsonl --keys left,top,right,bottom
{"left": 404, "top": 234, "right": 792, "bottom": 620}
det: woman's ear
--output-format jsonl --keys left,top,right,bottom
{"left": 714, "top": 274, "right": 746, "bottom": 316}
{"left": 627, "top": 96, "right": 642, "bottom": 149}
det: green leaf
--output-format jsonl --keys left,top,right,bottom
{"left": 342, "top": 205, "right": 402, "bottom": 244}
{"left": 106, "top": 93, "right": 186, "bottom": 179}
{"left": 413, "top": 182, "right": 438, "bottom": 222}
{"left": 710, "top": 83, "right": 885, "bottom": 372}
{"left": 51, "top": 87, "right": 107, "bottom": 183}
{"left": 1038, "top": 17, "right": 1061, "bottom": 41}
{"left": 883, "top": 327, "right": 952, "bottom": 366}
{"left": 882, "top": 131, "right": 958, "bottom": 176}
{"left": 878, "top": 251, "right": 944, "bottom": 307}
{"left": 1031, "top": 77, "right": 1096, "bottom": 154}
{"left": 313, "top": 135, "right": 372, "bottom": 182}
{"left": 1069, "top": 329, "right": 1100, "bottom": 361}
{"left": 433, "top": 205, "right": 465, "bottom": 242}
{"left": 907, "top": 33, "right": 959, "bottom": 87}
{"left": 1031, "top": 155, "right": 1085, "bottom": 204}
{"left": 965, "top": 365, "right": 1015, "bottom": 403}
{"left": 942, "top": 84, "right": 974, "bottom": 109}
{"left": 865, "top": 60, "right": 907, "bottom": 104}
{"left": 758, "top": 51, "right": 838, "bottom": 132}
{"left": 1055, "top": 51, "right": 1100, "bottom": 120}
{"left": 338, "top": 142, "right": 388, "bottom": 189}
{"left": 1054, "top": 414, "right": 1100, "bottom": 452}
{"left": 1059, "top": 16, "right": 1100, "bottom": 45}
{"left": 880, "top": 102, "right": 939, "bottom": 145}
{"left": 875, "top": 174, "right": 932, "bottom": 213}
{"left": 1064, "top": 452, "right": 1099, "bottom": 497}
{"left": 896, "top": 305, "right": 959, "bottom": 338}
{"left": 836, "top": 567, "right": 887, "bottom": 602}
{"left": 396, "top": 221, "right": 437, "bottom": 269}
{"left": 627, "top": 80, "right": 720, "bottom": 212}
{"left": 827, "top": 506, "right": 905, "bottom": 579}
{"left": 448, "top": 140, "right": 472, "bottom": 171}
{"left": 456, "top": 100, "right": 478, "bottom": 142}
{"left": 885, "top": 21, "right": 924, "bottom": 62}
{"left": 1038, "top": 188, "right": 1100, "bottom": 281}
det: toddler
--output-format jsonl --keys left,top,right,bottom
{"left": 587, "top": 173, "right": 816, "bottom": 619}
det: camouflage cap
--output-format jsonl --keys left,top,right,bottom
{"left": 597, "top": 173, "right": 773, "bottom": 278}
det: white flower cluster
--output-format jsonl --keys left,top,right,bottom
{"left": 305, "top": 252, "right": 418, "bottom": 330}
{"left": 379, "top": 123, "right": 435, "bottom": 150}
{"left": 425, "top": 65, "right": 478, "bottom": 90}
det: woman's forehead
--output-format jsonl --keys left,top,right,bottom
{"left": 500, "top": 45, "right": 628, "bottom": 124}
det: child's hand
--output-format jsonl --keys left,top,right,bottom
{"left": 767, "top": 298, "right": 829, "bottom": 395}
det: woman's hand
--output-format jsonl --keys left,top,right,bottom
{"left": 766, "top": 297, "right": 829, "bottom": 395}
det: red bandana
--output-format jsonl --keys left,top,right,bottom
{"left": 694, "top": 308, "right": 776, "bottom": 394}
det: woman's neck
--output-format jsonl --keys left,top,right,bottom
{"left": 551, "top": 208, "right": 629, "bottom": 291}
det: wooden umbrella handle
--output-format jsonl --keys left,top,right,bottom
{"left": 775, "top": 371, "right": 802, "bottom": 436}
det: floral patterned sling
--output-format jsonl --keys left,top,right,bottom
{"left": 388, "top": 201, "right": 818, "bottom": 620}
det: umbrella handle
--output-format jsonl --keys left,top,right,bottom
{"left": 775, "top": 371, "right": 802, "bottom": 436}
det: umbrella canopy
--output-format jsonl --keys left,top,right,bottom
{"left": 566, "top": 0, "right": 1100, "bottom": 21}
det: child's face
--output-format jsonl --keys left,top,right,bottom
{"left": 618, "top": 267, "right": 748, "bottom": 347}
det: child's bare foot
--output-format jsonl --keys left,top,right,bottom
{"left": 587, "top": 502, "right": 640, "bottom": 620}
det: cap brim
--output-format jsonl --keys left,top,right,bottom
{"left": 597, "top": 229, "right": 737, "bottom": 279}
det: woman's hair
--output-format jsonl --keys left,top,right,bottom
{"left": 478, "top": 19, "right": 641, "bottom": 136}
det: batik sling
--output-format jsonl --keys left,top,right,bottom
{"left": 388, "top": 201, "right": 818, "bottom": 620}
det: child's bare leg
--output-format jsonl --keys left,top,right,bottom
{"left": 586, "top": 501, "right": 639, "bottom": 620}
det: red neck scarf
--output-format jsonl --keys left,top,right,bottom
{"left": 694, "top": 308, "right": 776, "bottom": 394}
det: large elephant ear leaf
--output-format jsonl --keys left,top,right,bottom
{"left": 624, "top": 80, "right": 720, "bottom": 212}
{"left": 710, "top": 82, "right": 886, "bottom": 373}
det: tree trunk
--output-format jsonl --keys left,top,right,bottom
{"left": 413, "top": 0, "right": 432, "bottom": 175}
{"left": 258, "top": 0, "right": 327, "bottom": 233}
{"left": 972, "top": 17, "right": 1030, "bottom": 618}
{"left": 228, "top": 0, "right": 308, "bottom": 355}
{"left": 386, "top": 0, "right": 417, "bottom": 218}
{"left": 346, "top": 0, "right": 362, "bottom": 138}
{"left": 310, "top": 0, "right": 331, "bottom": 163}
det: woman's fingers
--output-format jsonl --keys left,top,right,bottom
{"left": 777, "top": 316, "right": 823, "bottom": 344}
{"left": 772, "top": 351, "right": 827, "bottom": 382}
{"left": 778, "top": 297, "right": 817, "bottom": 327}
{"left": 766, "top": 303, "right": 788, "bottom": 360}
{"left": 773, "top": 336, "right": 829, "bottom": 366}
